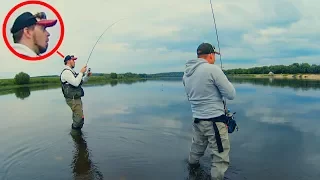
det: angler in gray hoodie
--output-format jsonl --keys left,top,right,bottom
{"left": 183, "top": 43, "right": 236, "bottom": 180}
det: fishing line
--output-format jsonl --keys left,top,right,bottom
{"left": 85, "top": 18, "right": 127, "bottom": 65}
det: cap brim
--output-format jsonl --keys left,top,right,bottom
{"left": 71, "top": 57, "right": 77, "bottom": 61}
{"left": 37, "top": 19, "right": 57, "bottom": 27}
{"left": 214, "top": 51, "right": 220, "bottom": 55}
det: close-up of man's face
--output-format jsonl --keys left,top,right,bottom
{"left": 10, "top": 11, "right": 57, "bottom": 56}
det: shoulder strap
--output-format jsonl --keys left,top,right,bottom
{"left": 60, "top": 68, "right": 76, "bottom": 84}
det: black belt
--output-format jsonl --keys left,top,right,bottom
{"left": 194, "top": 115, "right": 227, "bottom": 153}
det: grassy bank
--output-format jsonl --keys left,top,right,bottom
{"left": 0, "top": 76, "right": 147, "bottom": 90}
{"left": 228, "top": 74, "right": 320, "bottom": 80}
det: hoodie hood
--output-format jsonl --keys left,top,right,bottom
{"left": 184, "top": 58, "right": 207, "bottom": 77}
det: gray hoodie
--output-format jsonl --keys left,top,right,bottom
{"left": 182, "top": 58, "right": 236, "bottom": 119}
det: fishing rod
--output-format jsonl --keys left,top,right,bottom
{"left": 210, "top": 0, "right": 228, "bottom": 113}
{"left": 210, "top": 0, "right": 222, "bottom": 69}
{"left": 85, "top": 18, "right": 127, "bottom": 66}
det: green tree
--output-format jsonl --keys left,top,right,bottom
{"left": 224, "top": 63, "right": 320, "bottom": 75}
{"left": 110, "top": 72, "right": 117, "bottom": 79}
{"left": 14, "top": 72, "right": 30, "bottom": 85}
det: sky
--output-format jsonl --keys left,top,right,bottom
{"left": 0, "top": 0, "right": 319, "bottom": 78}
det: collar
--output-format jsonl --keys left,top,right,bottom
{"left": 12, "top": 43, "right": 39, "bottom": 57}
{"left": 64, "top": 65, "right": 76, "bottom": 73}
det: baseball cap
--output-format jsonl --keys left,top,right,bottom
{"left": 10, "top": 12, "right": 57, "bottom": 34}
{"left": 197, "top": 42, "right": 219, "bottom": 55}
{"left": 64, "top": 55, "right": 78, "bottom": 62}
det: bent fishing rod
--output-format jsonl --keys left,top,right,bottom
{"left": 210, "top": 0, "right": 222, "bottom": 69}
{"left": 210, "top": 0, "right": 229, "bottom": 112}
{"left": 85, "top": 18, "right": 127, "bottom": 66}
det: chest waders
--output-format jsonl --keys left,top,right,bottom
{"left": 60, "top": 69, "right": 84, "bottom": 99}
{"left": 194, "top": 113, "right": 238, "bottom": 153}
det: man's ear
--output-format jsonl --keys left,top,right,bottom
{"left": 23, "top": 27, "right": 34, "bottom": 39}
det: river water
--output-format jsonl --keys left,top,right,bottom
{"left": 1, "top": 78, "right": 320, "bottom": 180}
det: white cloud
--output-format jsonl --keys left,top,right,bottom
{"left": 0, "top": 0, "right": 319, "bottom": 78}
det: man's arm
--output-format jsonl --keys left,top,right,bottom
{"left": 82, "top": 73, "right": 89, "bottom": 83}
{"left": 211, "top": 66, "right": 236, "bottom": 100}
{"left": 61, "top": 70, "right": 84, "bottom": 87}
{"left": 82, "top": 70, "right": 92, "bottom": 83}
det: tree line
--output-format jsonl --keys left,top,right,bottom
{"left": 9, "top": 62, "right": 320, "bottom": 85}
{"left": 9, "top": 72, "right": 151, "bottom": 85}
{"left": 224, "top": 63, "right": 320, "bottom": 75}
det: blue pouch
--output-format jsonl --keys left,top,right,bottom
{"left": 225, "top": 111, "right": 238, "bottom": 133}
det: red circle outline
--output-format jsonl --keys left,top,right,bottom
{"left": 2, "top": 0, "right": 65, "bottom": 61}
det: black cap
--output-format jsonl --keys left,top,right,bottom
{"left": 197, "top": 42, "right": 216, "bottom": 55}
{"left": 10, "top": 12, "right": 57, "bottom": 34}
{"left": 11, "top": 12, "right": 37, "bottom": 34}
{"left": 64, "top": 55, "right": 77, "bottom": 62}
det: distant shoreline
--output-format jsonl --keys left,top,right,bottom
{"left": 227, "top": 74, "right": 320, "bottom": 80}
{"left": 0, "top": 76, "right": 147, "bottom": 90}
{"left": 2, "top": 72, "right": 320, "bottom": 91}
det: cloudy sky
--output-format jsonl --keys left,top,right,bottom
{"left": 0, "top": 0, "right": 319, "bottom": 78}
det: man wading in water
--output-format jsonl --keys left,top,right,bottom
{"left": 60, "top": 55, "right": 91, "bottom": 131}
{"left": 183, "top": 43, "right": 236, "bottom": 180}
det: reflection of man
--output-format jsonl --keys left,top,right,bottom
{"left": 183, "top": 43, "right": 236, "bottom": 180}
{"left": 10, "top": 12, "right": 57, "bottom": 57}
{"left": 70, "top": 131, "right": 104, "bottom": 179}
{"left": 60, "top": 55, "right": 91, "bottom": 131}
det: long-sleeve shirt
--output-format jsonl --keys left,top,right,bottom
{"left": 60, "top": 65, "right": 89, "bottom": 87}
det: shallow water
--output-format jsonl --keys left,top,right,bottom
{"left": 1, "top": 78, "right": 320, "bottom": 180}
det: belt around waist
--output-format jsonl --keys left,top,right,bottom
{"left": 193, "top": 114, "right": 227, "bottom": 153}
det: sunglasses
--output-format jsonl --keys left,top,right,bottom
{"left": 214, "top": 51, "right": 220, "bottom": 55}
{"left": 33, "top": 12, "right": 47, "bottom": 20}
{"left": 211, "top": 49, "right": 220, "bottom": 55}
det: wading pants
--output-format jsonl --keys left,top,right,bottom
{"left": 65, "top": 98, "right": 84, "bottom": 130}
{"left": 188, "top": 120, "right": 230, "bottom": 180}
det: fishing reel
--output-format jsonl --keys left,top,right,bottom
{"left": 226, "top": 109, "right": 236, "bottom": 118}
{"left": 83, "top": 68, "right": 91, "bottom": 76}
{"left": 87, "top": 68, "right": 92, "bottom": 76}
{"left": 225, "top": 109, "right": 238, "bottom": 133}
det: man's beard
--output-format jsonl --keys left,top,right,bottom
{"left": 38, "top": 45, "right": 48, "bottom": 54}
{"left": 33, "top": 35, "right": 48, "bottom": 55}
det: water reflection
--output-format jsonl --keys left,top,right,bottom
{"left": 110, "top": 80, "right": 118, "bottom": 86}
{"left": 185, "top": 164, "right": 210, "bottom": 180}
{"left": 0, "top": 78, "right": 148, "bottom": 99}
{"left": 14, "top": 87, "right": 30, "bottom": 100}
{"left": 70, "top": 130, "right": 103, "bottom": 180}
{"left": 1, "top": 78, "right": 320, "bottom": 180}
{"left": 229, "top": 77, "right": 320, "bottom": 90}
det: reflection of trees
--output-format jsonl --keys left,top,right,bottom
{"left": 14, "top": 87, "right": 31, "bottom": 100}
{"left": 70, "top": 131, "right": 103, "bottom": 180}
{"left": 109, "top": 79, "right": 148, "bottom": 86}
{"left": 229, "top": 77, "right": 320, "bottom": 91}
{"left": 121, "top": 79, "right": 135, "bottom": 85}
{"left": 110, "top": 80, "right": 118, "bottom": 87}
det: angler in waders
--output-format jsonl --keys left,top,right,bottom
{"left": 60, "top": 55, "right": 91, "bottom": 131}
{"left": 183, "top": 43, "right": 236, "bottom": 180}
